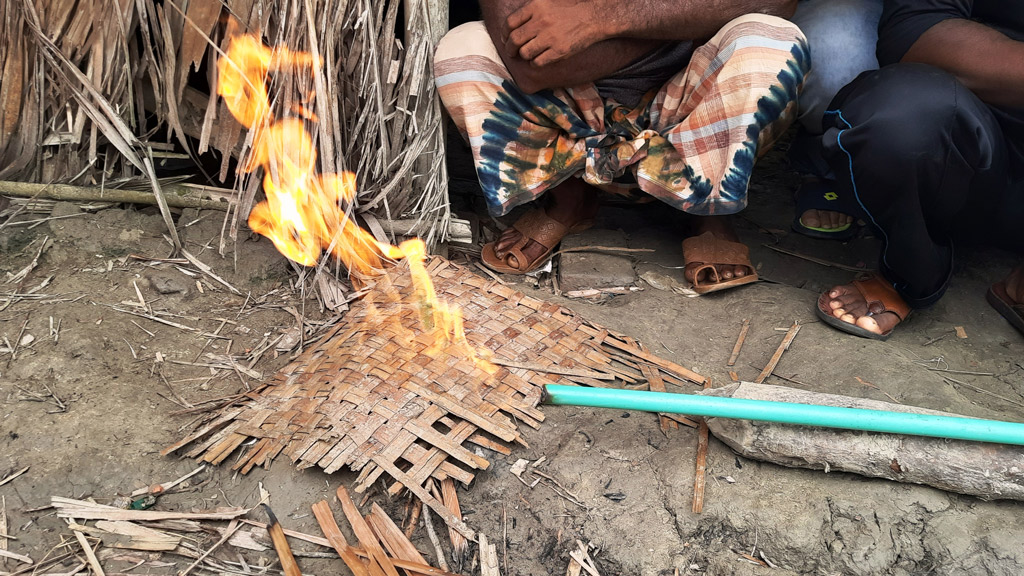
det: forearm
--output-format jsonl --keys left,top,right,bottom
{"left": 593, "top": 0, "right": 798, "bottom": 41}
{"left": 505, "top": 0, "right": 796, "bottom": 67}
{"left": 903, "top": 19, "right": 1024, "bottom": 108}
{"left": 482, "top": 0, "right": 662, "bottom": 93}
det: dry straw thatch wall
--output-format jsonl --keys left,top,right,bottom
{"left": 0, "top": 0, "right": 451, "bottom": 249}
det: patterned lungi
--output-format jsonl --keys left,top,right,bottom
{"left": 434, "top": 15, "right": 809, "bottom": 217}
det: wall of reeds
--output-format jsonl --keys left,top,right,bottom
{"left": 0, "top": 0, "right": 451, "bottom": 249}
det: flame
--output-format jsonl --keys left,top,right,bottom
{"left": 219, "top": 34, "right": 493, "bottom": 372}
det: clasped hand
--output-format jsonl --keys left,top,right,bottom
{"left": 502, "top": 0, "right": 609, "bottom": 67}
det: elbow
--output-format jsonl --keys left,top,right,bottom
{"left": 503, "top": 59, "right": 550, "bottom": 94}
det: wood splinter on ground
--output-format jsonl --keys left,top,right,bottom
{"left": 727, "top": 319, "right": 750, "bottom": 367}
{"left": 755, "top": 322, "right": 801, "bottom": 384}
{"left": 312, "top": 485, "right": 460, "bottom": 576}
{"left": 263, "top": 506, "right": 302, "bottom": 576}
{"left": 566, "top": 540, "right": 601, "bottom": 576}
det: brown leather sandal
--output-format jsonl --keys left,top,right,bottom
{"left": 987, "top": 279, "right": 1024, "bottom": 337}
{"left": 481, "top": 209, "right": 577, "bottom": 274}
{"left": 682, "top": 231, "right": 759, "bottom": 294}
{"left": 815, "top": 273, "right": 911, "bottom": 341}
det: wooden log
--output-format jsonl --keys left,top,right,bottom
{"left": 0, "top": 180, "right": 235, "bottom": 210}
{"left": 703, "top": 382, "right": 1024, "bottom": 501}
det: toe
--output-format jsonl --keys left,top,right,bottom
{"left": 684, "top": 264, "right": 698, "bottom": 283}
{"left": 802, "top": 210, "right": 821, "bottom": 229}
{"left": 855, "top": 315, "right": 882, "bottom": 334}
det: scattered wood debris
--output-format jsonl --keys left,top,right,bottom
{"left": 0, "top": 467, "right": 28, "bottom": 489}
{"left": 27, "top": 485, "right": 462, "bottom": 576}
{"left": 315, "top": 486, "right": 461, "bottom": 576}
{"left": 761, "top": 244, "right": 871, "bottom": 272}
{"left": 0, "top": 547, "right": 33, "bottom": 566}
{"left": 167, "top": 257, "right": 704, "bottom": 536}
{"left": 437, "top": 479, "right": 468, "bottom": 569}
{"left": 755, "top": 322, "right": 801, "bottom": 384}
{"left": 726, "top": 319, "right": 750, "bottom": 367}
{"left": 567, "top": 541, "right": 601, "bottom": 576}
{"left": 509, "top": 458, "right": 587, "bottom": 509}
{"left": 130, "top": 465, "right": 206, "bottom": 498}
{"left": 0, "top": 495, "right": 8, "bottom": 558}
{"left": 565, "top": 286, "right": 642, "bottom": 300}
{"left": 52, "top": 497, "right": 248, "bottom": 522}
{"left": 479, "top": 532, "right": 502, "bottom": 576}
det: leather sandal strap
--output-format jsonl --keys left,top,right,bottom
{"left": 689, "top": 263, "right": 720, "bottom": 289}
{"left": 503, "top": 245, "right": 529, "bottom": 272}
{"left": 853, "top": 275, "right": 911, "bottom": 321}
{"left": 512, "top": 209, "right": 570, "bottom": 252}
{"left": 682, "top": 231, "right": 754, "bottom": 271}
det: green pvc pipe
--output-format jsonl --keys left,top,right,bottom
{"left": 543, "top": 384, "right": 1024, "bottom": 446}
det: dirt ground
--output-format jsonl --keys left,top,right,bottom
{"left": 2, "top": 147, "right": 1024, "bottom": 576}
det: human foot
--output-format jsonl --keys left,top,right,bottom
{"left": 481, "top": 179, "right": 598, "bottom": 274}
{"left": 682, "top": 216, "right": 758, "bottom": 294}
{"left": 816, "top": 274, "right": 911, "bottom": 340}
{"left": 986, "top": 265, "right": 1024, "bottom": 336}
{"left": 792, "top": 177, "right": 857, "bottom": 240}
{"left": 799, "top": 209, "right": 854, "bottom": 232}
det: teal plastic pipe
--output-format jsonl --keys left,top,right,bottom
{"left": 543, "top": 384, "right": 1024, "bottom": 446}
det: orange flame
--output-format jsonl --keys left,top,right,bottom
{"left": 219, "top": 34, "right": 493, "bottom": 372}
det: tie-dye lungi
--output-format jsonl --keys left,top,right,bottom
{"left": 434, "top": 15, "right": 809, "bottom": 217}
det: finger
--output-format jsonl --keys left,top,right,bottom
{"left": 507, "top": 23, "right": 534, "bottom": 52}
{"left": 520, "top": 37, "right": 552, "bottom": 63}
{"left": 532, "top": 47, "right": 566, "bottom": 68}
{"left": 506, "top": 6, "right": 532, "bottom": 32}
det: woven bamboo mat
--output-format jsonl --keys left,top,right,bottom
{"left": 166, "top": 257, "right": 705, "bottom": 537}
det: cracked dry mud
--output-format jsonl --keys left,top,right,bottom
{"left": 2, "top": 155, "right": 1024, "bottom": 575}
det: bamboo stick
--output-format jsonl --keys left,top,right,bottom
{"left": 0, "top": 181, "right": 235, "bottom": 210}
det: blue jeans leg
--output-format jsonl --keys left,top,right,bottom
{"left": 791, "top": 0, "right": 883, "bottom": 134}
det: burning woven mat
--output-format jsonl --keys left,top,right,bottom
{"left": 166, "top": 257, "right": 704, "bottom": 537}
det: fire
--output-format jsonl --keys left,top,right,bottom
{"left": 218, "top": 34, "right": 492, "bottom": 371}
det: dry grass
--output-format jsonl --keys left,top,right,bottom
{"left": 0, "top": 0, "right": 451, "bottom": 257}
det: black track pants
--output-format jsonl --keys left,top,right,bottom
{"left": 822, "top": 63, "right": 1024, "bottom": 307}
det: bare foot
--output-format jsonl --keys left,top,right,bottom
{"left": 800, "top": 209, "right": 853, "bottom": 231}
{"left": 795, "top": 177, "right": 855, "bottom": 236}
{"left": 490, "top": 179, "right": 598, "bottom": 267}
{"left": 821, "top": 283, "right": 903, "bottom": 336}
{"left": 683, "top": 216, "right": 751, "bottom": 285}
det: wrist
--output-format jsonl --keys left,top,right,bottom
{"left": 588, "top": 0, "right": 622, "bottom": 39}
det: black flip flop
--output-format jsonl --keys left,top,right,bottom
{"left": 792, "top": 178, "right": 861, "bottom": 241}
